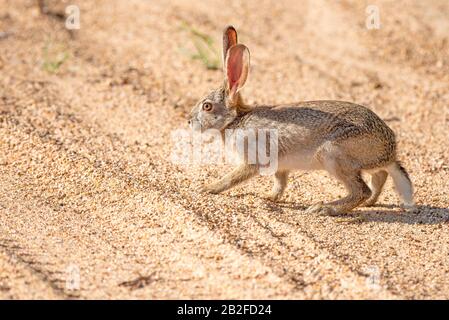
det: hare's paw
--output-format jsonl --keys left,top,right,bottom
{"left": 200, "top": 183, "right": 222, "bottom": 194}
{"left": 305, "top": 202, "right": 338, "bottom": 216}
{"left": 363, "top": 198, "right": 377, "bottom": 207}
{"left": 401, "top": 203, "right": 419, "bottom": 214}
{"left": 264, "top": 192, "right": 281, "bottom": 202}
{"left": 364, "top": 195, "right": 380, "bottom": 207}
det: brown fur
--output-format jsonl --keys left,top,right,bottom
{"left": 189, "top": 26, "right": 414, "bottom": 215}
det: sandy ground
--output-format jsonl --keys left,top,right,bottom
{"left": 0, "top": 0, "right": 448, "bottom": 299}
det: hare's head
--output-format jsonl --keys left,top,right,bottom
{"left": 189, "top": 26, "right": 250, "bottom": 132}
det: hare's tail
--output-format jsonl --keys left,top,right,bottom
{"left": 386, "top": 161, "right": 414, "bottom": 206}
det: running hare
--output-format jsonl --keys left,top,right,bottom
{"left": 188, "top": 26, "right": 414, "bottom": 215}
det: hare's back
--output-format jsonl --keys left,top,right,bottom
{"left": 247, "top": 101, "right": 396, "bottom": 169}
{"left": 251, "top": 100, "right": 394, "bottom": 140}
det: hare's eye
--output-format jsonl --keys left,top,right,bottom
{"left": 202, "top": 102, "right": 213, "bottom": 112}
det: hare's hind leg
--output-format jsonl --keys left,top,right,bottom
{"left": 321, "top": 171, "right": 372, "bottom": 215}
{"left": 364, "top": 170, "right": 388, "bottom": 207}
{"left": 307, "top": 144, "right": 371, "bottom": 215}
{"left": 266, "top": 170, "right": 289, "bottom": 202}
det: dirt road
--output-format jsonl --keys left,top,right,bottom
{"left": 0, "top": 0, "right": 448, "bottom": 299}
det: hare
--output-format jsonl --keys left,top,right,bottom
{"left": 188, "top": 26, "right": 414, "bottom": 215}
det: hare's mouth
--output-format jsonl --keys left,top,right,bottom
{"left": 189, "top": 118, "right": 202, "bottom": 132}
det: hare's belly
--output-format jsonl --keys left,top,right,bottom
{"left": 278, "top": 150, "right": 322, "bottom": 171}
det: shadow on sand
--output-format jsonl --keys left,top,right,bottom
{"left": 351, "top": 204, "right": 449, "bottom": 225}
{"left": 230, "top": 192, "right": 449, "bottom": 225}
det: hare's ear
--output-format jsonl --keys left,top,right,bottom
{"left": 223, "top": 25, "right": 238, "bottom": 66}
{"left": 225, "top": 44, "right": 250, "bottom": 104}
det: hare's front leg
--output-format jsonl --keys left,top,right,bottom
{"left": 202, "top": 164, "right": 258, "bottom": 194}
{"left": 266, "top": 171, "right": 289, "bottom": 202}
